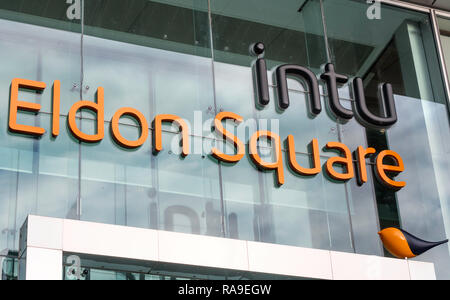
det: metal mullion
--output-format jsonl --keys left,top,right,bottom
{"left": 207, "top": 0, "right": 227, "bottom": 239}
{"left": 378, "top": 0, "right": 431, "bottom": 13}
{"left": 319, "top": 0, "right": 356, "bottom": 252}
{"left": 436, "top": 10, "right": 450, "bottom": 19}
{"left": 77, "top": 0, "right": 85, "bottom": 219}
{"left": 430, "top": 10, "right": 450, "bottom": 110}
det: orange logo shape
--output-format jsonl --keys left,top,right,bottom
{"left": 378, "top": 227, "right": 448, "bottom": 259}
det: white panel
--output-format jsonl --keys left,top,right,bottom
{"left": 247, "top": 242, "right": 333, "bottom": 280}
{"left": 25, "top": 247, "right": 62, "bottom": 280}
{"left": 158, "top": 231, "right": 248, "bottom": 271}
{"left": 20, "top": 215, "right": 436, "bottom": 280}
{"left": 408, "top": 260, "right": 437, "bottom": 280}
{"left": 331, "top": 251, "right": 411, "bottom": 280}
{"left": 62, "top": 219, "right": 158, "bottom": 262}
{"left": 26, "top": 216, "right": 63, "bottom": 250}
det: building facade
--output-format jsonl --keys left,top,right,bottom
{"left": 1, "top": 0, "right": 450, "bottom": 280}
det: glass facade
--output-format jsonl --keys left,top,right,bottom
{"left": 0, "top": 0, "right": 449, "bottom": 279}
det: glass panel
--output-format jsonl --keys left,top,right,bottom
{"left": 211, "top": 0, "right": 334, "bottom": 250}
{"left": 80, "top": 119, "right": 223, "bottom": 236}
{"left": 258, "top": 93, "right": 339, "bottom": 155}
{"left": 387, "top": 95, "right": 450, "bottom": 279}
{"left": 0, "top": 115, "right": 79, "bottom": 251}
{"left": 0, "top": 1, "right": 82, "bottom": 114}
{"left": 210, "top": 0, "right": 382, "bottom": 255}
{"left": 82, "top": 0, "right": 214, "bottom": 127}
{"left": 341, "top": 117, "right": 383, "bottom": 256}
{"left": 265, "top": 154, "right": 353, "bottom": 252}
{"left": 80, "top": 119, "right": 155, "bottom": 227}
{"left": 219, "top": 140, "right": 353, "bottom": 251}
{"left": 324, "top": 0, "right": 446, "bottom": 103}
{"left": 324, "top": 0, "right": 450, "bottom": 278}
{"left": 210, "top": 0, "right": 328, "bottom": 122}
{"left": 0, "top": 1, "right": 81, "bottom": 253}
{"left": 155, "top": 132, "right": 222, "bottom": 236}
{"left": 78, "top": 0, "right": 222, "bottom": 237}
{"left": 211, "top": 0, "right": 327, "bottom": 71}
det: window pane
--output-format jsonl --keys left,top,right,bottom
{"left": 324, "top": 0, "right": 450, "bottom": 278}
{"left": 82, "top": 0, "right": 214, "bottom": 126}
{"left": 0, "top": 1, "right": 81, "bottom": 252}
{"left": 80, "top": 119, "right": 223, "bottom": 236}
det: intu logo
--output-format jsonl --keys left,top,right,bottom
{"left": 250, "top": 42, "right": 397, "bottom": 129}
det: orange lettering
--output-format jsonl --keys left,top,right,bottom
{"left": 355, "top": 146, "right": 376, "bottom": 185}
{"left": 152, "top": 114, "right": 190, "bottom": 157}
{"left": 52, "top": 80, "right": 61, "bottom": 137}
{"left": 9, "top": 78, "right": 46, "bottom": 136}
{"left": 287, "top": 135, "right": 320, "bottom": 176}
{"left": 375, "top": 150, "right": 406, "bottom": 190}
{"left": 111, "top": 107, "right": 149, "bottom": 148}
{"left": 68, "top": 87, "right": 105, "bottom": 143}
{"left": 249, "top": 131, "right": 284, "bottom": 186}
{"left": 325, "top": 142, "right": 354, "bottom": 181}
{"left": 211, "top": 112, "right": 245, "bottom": 163}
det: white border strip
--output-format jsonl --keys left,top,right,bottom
{"left": 19, "top": 215, "right": 436, "bottom": 280}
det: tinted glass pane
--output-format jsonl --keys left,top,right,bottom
{"left": 0, "top": 2, "right": 81, "bottom": 251}
{"left": 81, "top": 0, "right": 214, "bottom": 125}
{"left": 324, "top": 0, "right": 450, "bottom": 278}
{"left": 80, "top": 118, "right": 223, "bottom": 235}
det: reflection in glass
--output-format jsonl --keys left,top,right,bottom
{"left": 438, "top": 17, "right": 450, "bottom": 79}
{"left": 387, "top": 96, "right": 450, "bottom": 279}
{"left": 323, "top": 1, "right": 450, "bottom": 276}
{"left": 80, "top": 121, "right": 223, "bottom": 236}
{"left": 0, "top": 115, "right": 79, "bottom": 251}
{"left": 82, "top": 0, "right": 214, "bottom": 126}
{"left": 324, "top": 0, "right": 446, "bottom": 104}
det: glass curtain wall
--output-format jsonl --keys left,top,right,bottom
{"left": 0, "top": 0, "right": 82, "bottom": 253}
{"left": 322, "top": 0, "right": 450, "bottom": 279}
{"left": 0, "top": 0, "right": 449, "bottom": 280}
